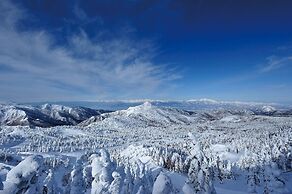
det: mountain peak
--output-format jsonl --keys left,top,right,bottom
{"left": 125, "top": 101, "right": 154, "bottom": 115}
{"left": 262, "top": 105, "right": 276, "bottom": 113}
{"left": 142, "top": 101, "right": 152, "bottom": 107}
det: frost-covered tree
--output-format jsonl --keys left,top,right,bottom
{"left": 90, "top": 150, "right": 114, "bottom": 194}
{"left": 108, "top": 171, "right": 122, "bottom": 194}
{"left": 263, "top": 162, "right": 286, "bottom": 194}
{"left": 247, "top": 167, "right": 259, "bottom": 194}
{"left": 185, "top": 133, "right": 216, "bottom": 194}
{"left": 70, "top": 158, "right": 86, "bottom": 194}
{"left": 152, "top": 172, "right": 174, "bottom": 194}
{"left": 121, "top": 166, "right": 134, "bottom": 193}
{"left": 2, "top": 155, "right": 44, "bottom": 194}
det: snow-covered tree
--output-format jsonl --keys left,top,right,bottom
{"left": 152, "top": 172, "right": 174, "bottom": 194}
{"left": 185, "top": 133, "right": 216, "bottom": 194}
{"left": 2, "top": 155, "right": 44, "bottom": 194}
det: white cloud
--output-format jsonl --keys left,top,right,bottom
{"left": 260, "top": 55, "right": 292, "bottom": 73}
{"left": 0, "top": 1, "right": 180, "bottom": 102}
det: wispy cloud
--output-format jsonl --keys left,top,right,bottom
{"left": 260, "top": 55, "right": 292, "bottom": 73}
{"left": 0, "top": 1, "right": 180, "bottom": 102}
{"left": 71, "top": 3, "right": 103, "bottom": 26}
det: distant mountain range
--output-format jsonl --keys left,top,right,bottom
{"left": 1, "top": 100, "right": 291, "bottom": 128}
{"left": 24, "top": 98, "right": 291, "bottom": 110}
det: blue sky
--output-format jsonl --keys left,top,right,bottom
{"left": 0, "top": 0, "right": 292, "bottom": 103}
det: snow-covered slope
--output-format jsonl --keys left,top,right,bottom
{"left": 80, "top": 102, "right": 258, "bottom": 127}
{"left": 0, "top": 101, "right": 292, "bottom": 193}
{"left": 80, "top": 102, "right": 197, "bottom": 127}
{"left": 102, "top": 101, "right": 194, "bottom": 125}
{"left": 0, "top": 104, "right": 29, "bottom": 126}
{"left": 0, "top": 104, "right": 107, "bottom": 127}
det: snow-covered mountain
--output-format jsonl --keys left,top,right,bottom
{"left": 80, "top": 102, "right": 258, "bottom": 127}
{"left": 0, "top": 104, "right": 107, "bottom": 127}
{"left": 80, "top": 102, "right": 198, "bottom": 127}
{"left": 2, "top": 101, "right": 291, "bottom": 128}
{"left": 0, "top": 101, "right": 292, "bottom": 193}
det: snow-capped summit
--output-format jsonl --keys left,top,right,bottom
{"left": 124, "top": 101, "right": 153, "bottom": 115}
{"left": 142, "top": 101, "right": 152, "bottom": 107}
{"left": 262, "top": 105, "right": 276, "bottom": 113}
{"left": 41, "top": 103, "right": 67, "bottom": 111}
{"left": 41, "top": 103, "right": 53, "bottom": 110}
{"left": 129, "top": 101, "right": 152, "bottom": 110}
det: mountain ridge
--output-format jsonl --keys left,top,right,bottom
{"left": 1, "top": 101, "right": 292, "bottom": 128}
{"left": 0, "top": 103, "right": 108, "bottom": 127}
{"left": 23, "top": 98, "right": 289, "bottom": 110}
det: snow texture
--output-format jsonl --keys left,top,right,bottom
{"left": 0, "top": 102, "right": 291, "bottom": 193}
